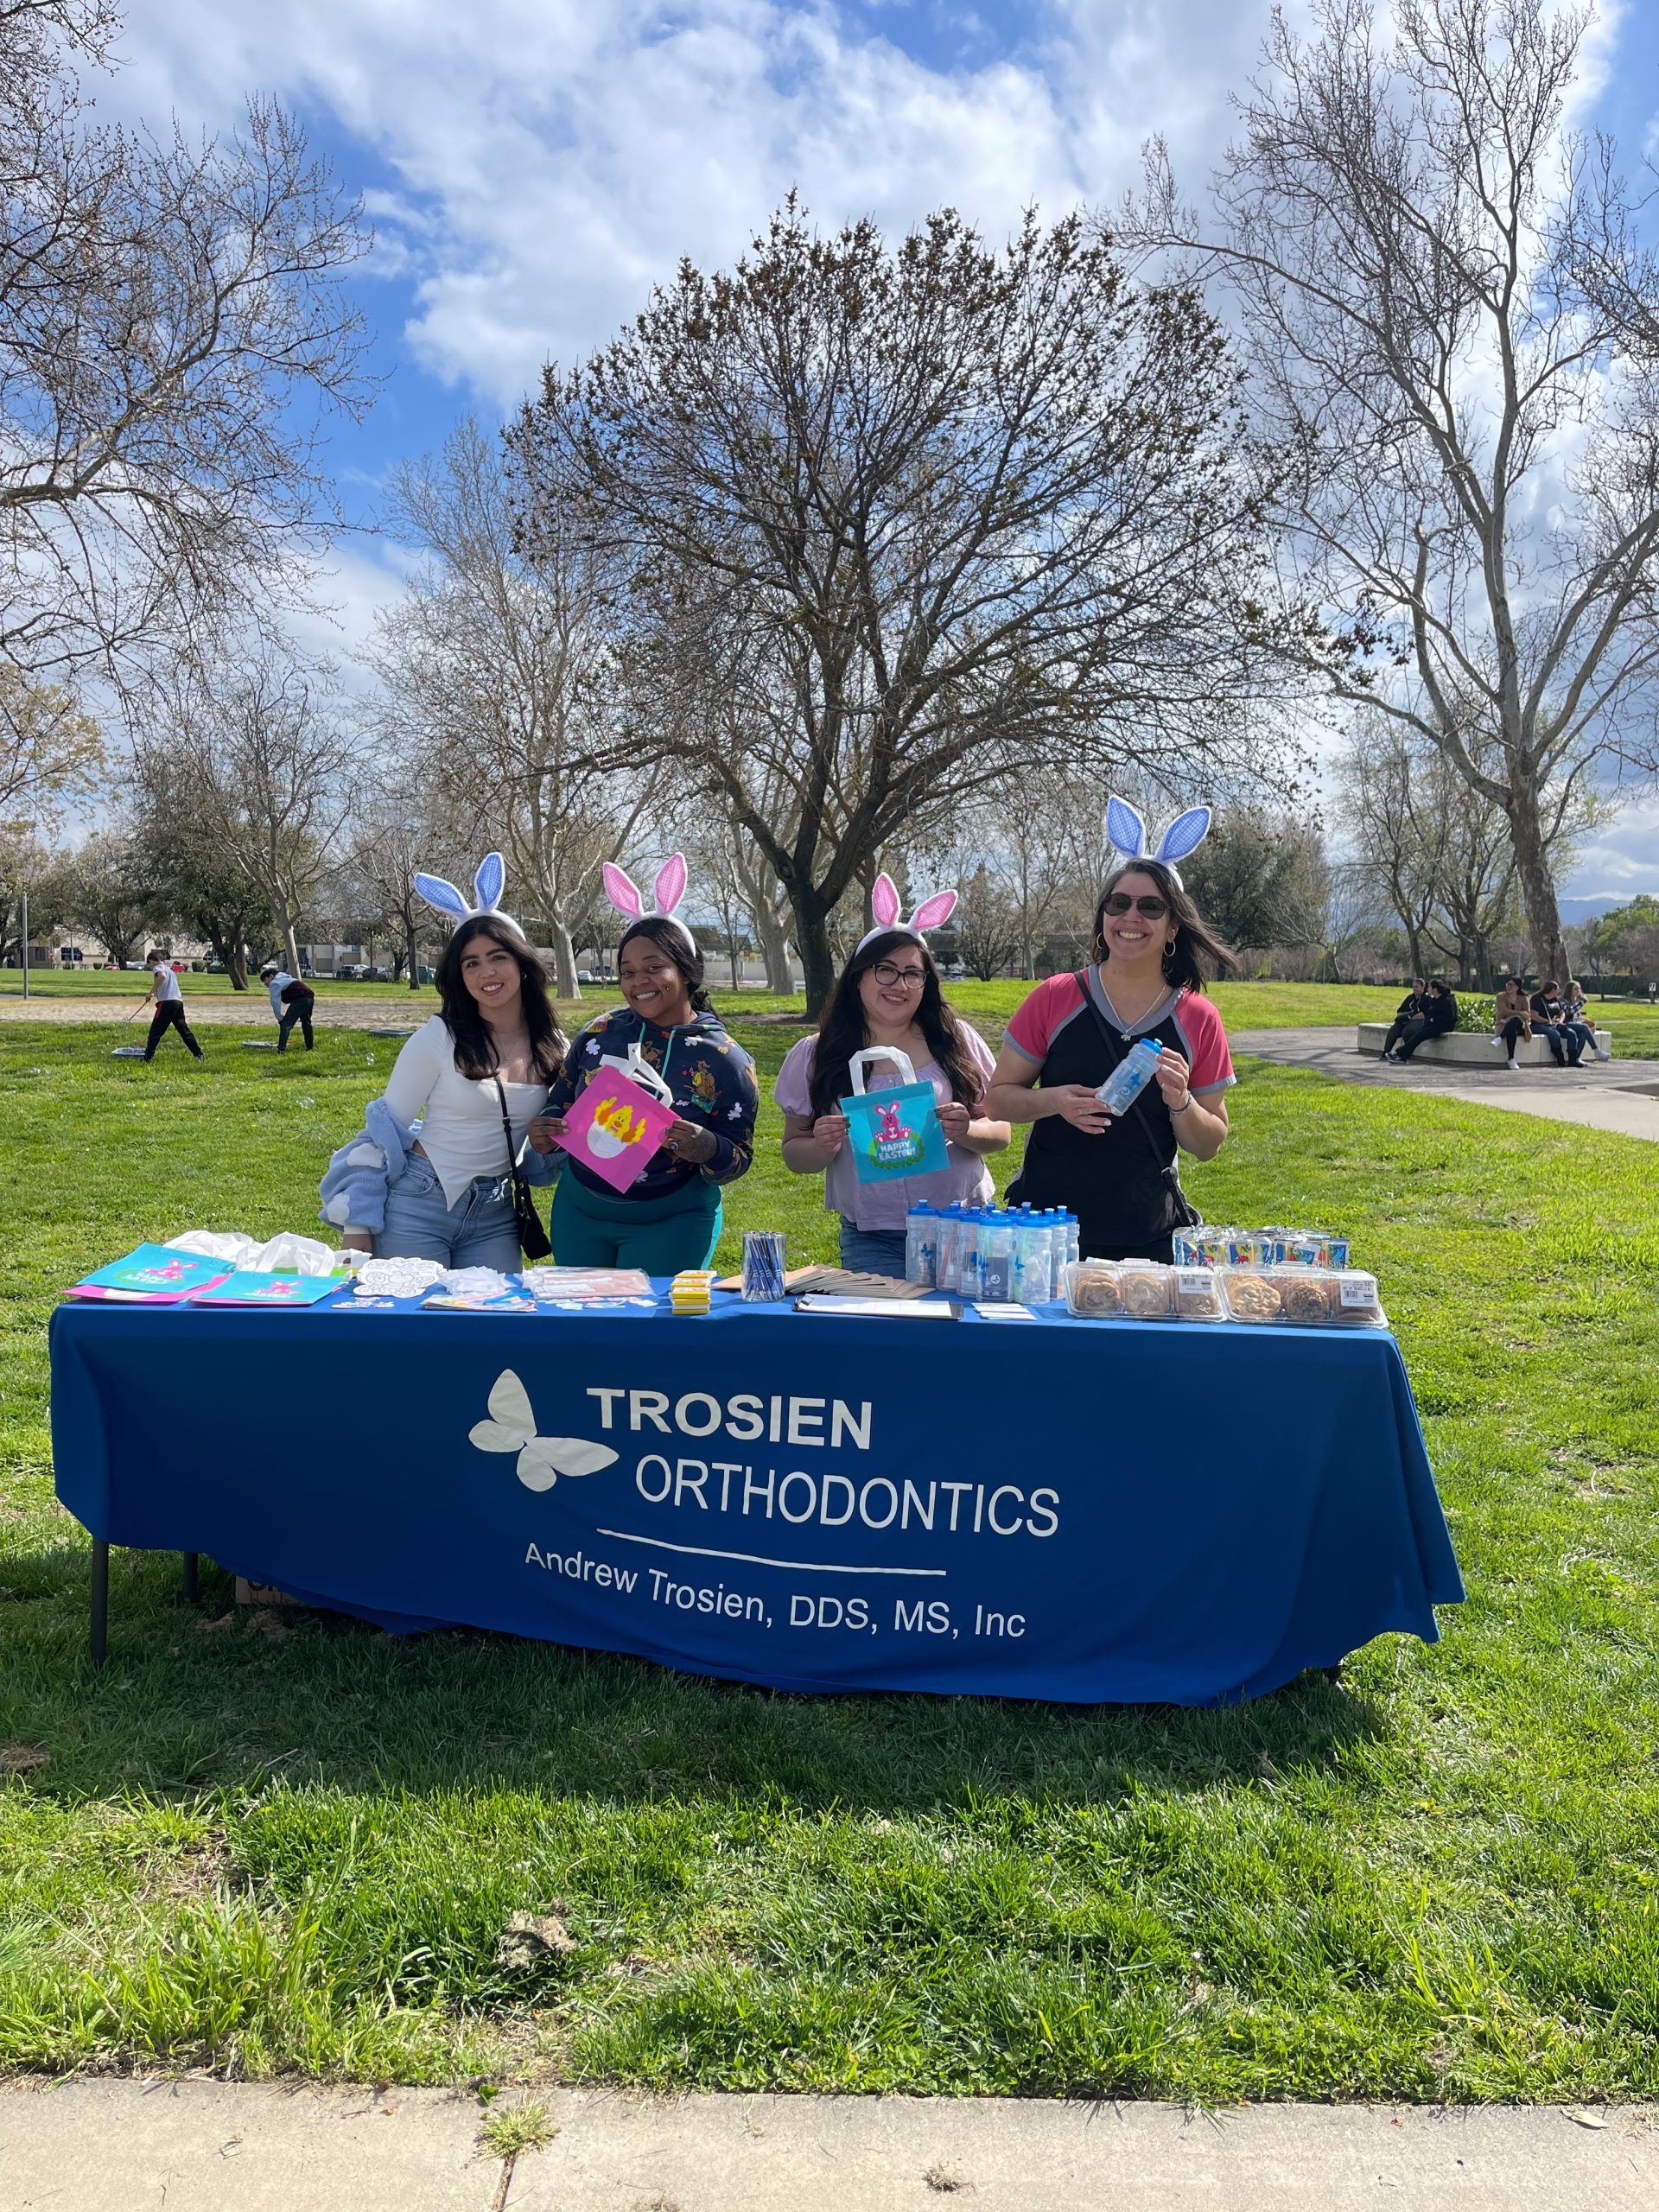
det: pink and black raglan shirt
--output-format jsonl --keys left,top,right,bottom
{"left": 1004, "top": 970, "right": 1235, "bottom": 1261}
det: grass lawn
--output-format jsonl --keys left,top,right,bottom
{"left": 2, "top": 1020, "right": 1657, "bottom": 2098}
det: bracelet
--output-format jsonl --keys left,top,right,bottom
{"left": 1171, "top": 1094, "right": 1192, "bottom": 1116}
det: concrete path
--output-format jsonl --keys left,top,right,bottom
{"left": 0, "top": 992, "right": 423, "bottom": 1034}
{"left": 3, "top": 2081, "right": 1657, "bottom": 2211}
{"left": 1234, "top": 1027, "right": 1659, "bottom": 1142}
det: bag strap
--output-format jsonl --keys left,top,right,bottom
{"left": 493, "top": 1073, "right": 531, "bottom": 1198}
{"left": 848, "top": 1046, "right": 918, "bottom": 1094}
{"left": 1069, "top": 971, "right": 1202, "bottom": 1230}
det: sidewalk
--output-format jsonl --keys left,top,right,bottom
{"left": 4, "top": 2080, "right": 1657, "bottom": 2211}
{"left": 1233, "top": 1027, "right": 1659, "bottom": 1142}
{"left": 0, "top": 994, "right": 422, "bottom": 1035}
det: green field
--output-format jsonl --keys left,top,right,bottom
{"left": 2, "top": 1020, "right": 1656, "bottom": 2097}
{"left": 10, "top": 971, "right": 1657, "bottom": 1058}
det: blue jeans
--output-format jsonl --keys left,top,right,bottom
{"left": 378, "top": 1153, "right": 521, "bottom": 1268}
{"left": 837, "top": 1224, "right": 908, "bottom": 1275}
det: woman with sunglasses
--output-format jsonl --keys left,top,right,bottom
{"left": 777, "top": 927, "right": 1008, "bottom": 1275}
{"left": 982, "top": 861, "right": 1237, "bottom": 1262}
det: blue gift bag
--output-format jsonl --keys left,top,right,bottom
{"left": 839, "top": 1049, "right": 949, "bottom": 1185}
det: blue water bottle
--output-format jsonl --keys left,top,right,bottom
{"left": 1096, "top": 1037, "right": 1163, "bottom": 1115}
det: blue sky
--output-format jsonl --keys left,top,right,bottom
{"left": 111, "top": 0, "right": 1659, "bottom": 899}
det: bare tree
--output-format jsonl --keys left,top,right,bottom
{"left": 374, "top": 418, "right": 656, "bottom": 996}
{"left": 1336, "top": 716, "right": 1446, "bottom": 983}
{"left": 334, "top": 796, "right": 453, "bottom": 989}
{"left": 59, "top": 826, "right": 168, "bottom": 968}
{"left": 0, "top": 665, "right": 104, "bottom": 830}
{"left": 150, "top": 650, "right": 357, "bottom": 973}
{"left": 130, "top": 763, "right": 275, "bottom": 987}
{"left": 517, "top": 201, "right": 1287, "bottom": 1010}
{"left": 1, "top": 1, "right": 371, "bottom": 694}
{"left": 1135, "top": 0, "right": 1659, "bottom": 989}
{"left": 0, "top": 817, "right": 64, "bottom": 960}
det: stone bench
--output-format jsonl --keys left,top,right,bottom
{"left": 1357, "top": 1021, "right": 1611, "bottom": 1065}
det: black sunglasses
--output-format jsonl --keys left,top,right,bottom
{"left": 1103, "top": 893, "right": 1170, "bottom": 918}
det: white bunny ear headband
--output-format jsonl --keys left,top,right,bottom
{"left": 412, "top": 851, "right": 526, "bottom": 937}
{"left": 855, "top": 872, "right": 959, "bottom": 957}
{"left": 602, "top": 854, "right": 697, "bottom": 953}
{"left": 1104, "top": 794, "right": 1214, "bottom": 887}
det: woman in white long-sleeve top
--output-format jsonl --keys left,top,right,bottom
{"left": 319, "top": 855, "right": 565, "bottom": 1268}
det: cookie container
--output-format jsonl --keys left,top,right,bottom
{"left": 1061, "top": 1260, "right": 1125, "bottom": 1319}
{"left": 1217, "top": 1266, "right": 1287, "bottom": 1324}
{"left": 1328, "top": 1270, "right": 1387, "bottom": 1326}
{"left": 1115, "top": 1262, "right": 1179, "bottom": 1320}
{"left": 1174, "top": 1266, "right": 1226, "bottom": 1321}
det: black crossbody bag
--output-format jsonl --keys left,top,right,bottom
{"left": 1070, "top": 972, "right": 1203, "bottom": 1231}
{"left": 493, "top": 1075, "right": 553, "bottom": 1261}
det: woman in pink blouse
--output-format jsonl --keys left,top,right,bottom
{"left": 776, "top": 925, "right": 1009, "bottom": 1276}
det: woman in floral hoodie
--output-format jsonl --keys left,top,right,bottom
{"left": 531, "top": 916, "right": 756, "bottom": 1271}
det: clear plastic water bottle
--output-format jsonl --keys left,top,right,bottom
{"left": 1010, "top": 1211, "right": 1047, "bottom": 1304}
{"left": 941, "top": 1205, "right": 964, "bottom": 1297}
{"left": 1059, "top": 1209, "right": 1080, "bottom": 1271}
{"left": 980, "top": 1211, "right": 1014, "bottom": 1302}
{"left": 905, "top": 1203, "right": 937, "bottom": 1287}
{"left": 960, "top": 1211, "right": 986, "bottom": 1292}
{"left": 1096, "top": 1037, "right": 1164, "bottom": 1116}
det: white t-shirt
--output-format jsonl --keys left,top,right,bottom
{"left": 151, "top": 963, "right": 182, "bottom": 1004}
{"left": 267, "top": 970, "right": 292, "bottom": 1019}
{"left": 373, "top": 1015, "right": 550, "bottom": 1213}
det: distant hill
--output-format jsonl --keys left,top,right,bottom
{"left": 1559, "top": 893, "right": 1654, "bottom": 925}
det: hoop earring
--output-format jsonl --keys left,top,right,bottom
{"left": 1162, "top": 939, "right": 1177, "bottom": 971}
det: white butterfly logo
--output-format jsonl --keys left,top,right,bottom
{"left": 467, "top": 1370, "right": 620, "bottom": 1492}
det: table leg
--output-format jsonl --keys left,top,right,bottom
{"left": 91, "top": 1540, "right": 109, "bottom": 1671}
{"left": 181, "top": 1552, "right": 200, "bottom": 1604}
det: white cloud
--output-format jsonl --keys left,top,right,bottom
{"left": 1566, "top": 794, "right": 1659, "bottom": 902}
{"left": 111, "top": 0, "right": 1277, "bottom": 407}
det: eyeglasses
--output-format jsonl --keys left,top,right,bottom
{"left": 1103, "top": 893, "right": 1170, "bottom": 918}
{"left": 871, "top": 961, "right": 926, "bottom": 989}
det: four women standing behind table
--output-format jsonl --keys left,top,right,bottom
{"left": 326, "top": 806, "right": 1248, "bottom": 1279}
{"left": 776, "top": 876, "right": 1008, "bottom": 1275}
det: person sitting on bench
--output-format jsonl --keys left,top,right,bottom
{"left": 1388, "top": 978, "right": 1458, "bottom": 1061}
{"left": 1380, "top": 977, "right": 1427, "bottom": 1059}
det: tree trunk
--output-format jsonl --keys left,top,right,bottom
{"left": 404, "top": 918, "right": 421, "bottom": 988}
{"left": 281, "top": 912, "right": 302, "bottom": 975}
{"left": 549, "top": 915, "right": 580, "bottom": 1000}
{"left": 755, "top": 901, "right": 794, "bottom": 994}
{"left": 1507, "top": 783, "right": 1568, "bottom": 988}
{"left": 792, "top": 887, "right": 836, "bottom": 1018}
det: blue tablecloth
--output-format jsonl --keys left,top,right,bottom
{"left": 49, "top": 1292, "right": 1462, "bottom": 1703}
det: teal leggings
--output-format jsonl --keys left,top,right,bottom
{"left": 551, "top": 1169, "right": 721, "bottom": 1274}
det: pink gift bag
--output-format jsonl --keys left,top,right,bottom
{"left": 555, "top": 1058, "right": 679, "bottom": 1193}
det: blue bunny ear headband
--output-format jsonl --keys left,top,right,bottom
{"left": 412, "top": 851, "right": 526, "bottom": 937}
{"left": 1105, "top": 794, "right": 1214, "bottom": 887}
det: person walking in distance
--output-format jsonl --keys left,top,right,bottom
{"left": 140, "top": 951, "right": 205, "bottom": 1062}
{"left": 261, "top": 960, "right": 316, "bottom": 1052}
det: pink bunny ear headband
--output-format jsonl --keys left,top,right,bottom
{"left": 602, "top": 854, "right": 697, "bottom": 953}
{"left": 855, "top": 872, "right": 958, "bottom": 957}
{"left": 1104, "top": 794, "right": 1213, "bottom": 887}
{"left": 412, "top": 851, "right": 525, "bottom": 937}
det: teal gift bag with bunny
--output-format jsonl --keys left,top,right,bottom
{"left": 839, "top": 1049, "right": 949, "bottom": 1185}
